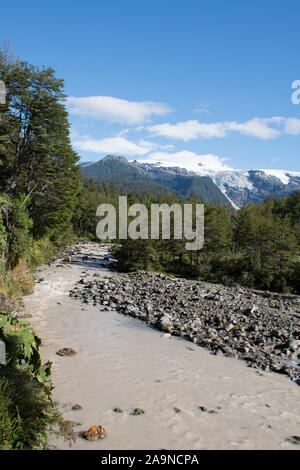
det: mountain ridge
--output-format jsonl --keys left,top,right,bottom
{"left": 133, "top": 160, "right": 300, "bottom": 208}
{"left": 80, "top": 155, "right": 300, "bottom": 208}
{"left": 80, "top": 155, "right": 229, "bottom": 205}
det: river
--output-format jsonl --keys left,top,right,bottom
{"left": 24, "top": 243, "right": 300, "bottom": 450}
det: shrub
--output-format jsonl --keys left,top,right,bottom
{"left": 0, "top": 313, "right": 75, "bottom": 449}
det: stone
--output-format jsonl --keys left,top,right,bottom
{"left": 72, "top": 404, "right": 82, "bottom": 410}
{"left": 162, "top": 333, "right": 171, "bottom": 339}
{"left": 64, "top": 420, "right": 81, "bottom": 428}
{"left": 287, "top": 435, "right": 300, "bottom": 445}
{"left": 130, "top": 408, "right": 145, "bottom": 415}
{"left": 56, "top": 348, "right": 77, "bottom": 357}
{"left": 113, "top": 407, "right": 123, "bottom": 413}
{"left": 160, "top": 314, "right": 174, "bottom": 332}
{"left": 83, "top": 425, "right": 106, "bottom": 441}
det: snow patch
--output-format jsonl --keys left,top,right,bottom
{"left": 259, "top": 169, "right": 300, "bottom": 185}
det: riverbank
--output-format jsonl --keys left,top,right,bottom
{"left": 24, "top": 243, "right": 300, "bottom": 450}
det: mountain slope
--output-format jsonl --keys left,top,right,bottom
{"left": 201, "top": 169, "right": 300, "bottom": 208}
{"left": 81, "top": 155, "right": 300, "bottom": 207}
{"left": 81, "top": 155, "right": 169, "bottom": 195}
{"left": 133, "top": 159, "right": 300, "bottom": 208}
{"left": 81, "top": 155, "right": 229, "bottom": 205}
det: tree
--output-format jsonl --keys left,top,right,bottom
{"left": 0, "top": 50, "right": 81, "bottom": 244}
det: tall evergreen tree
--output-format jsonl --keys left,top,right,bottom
{"left": 0, "top": 49, "right": 81, "bottom": 244}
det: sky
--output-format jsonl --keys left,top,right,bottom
{"left": 1, "top": 0, "right": 300, "bottom": 172}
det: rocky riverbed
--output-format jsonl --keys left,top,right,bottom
{"left": 70, "top": 269, "right": 300, "bottom": 383}
{"left": 23, "top": 243, "right": 300, "bottom": 449}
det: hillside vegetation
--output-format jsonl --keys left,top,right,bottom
{"left": 113, "top": 191, "right": 300, "bottom": 294}
{"left": 73, "top": 177, "right": 300, "bottom": 294}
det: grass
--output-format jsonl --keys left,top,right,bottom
{"left": 0, "top": 259, "right": 35, "bottom": 301}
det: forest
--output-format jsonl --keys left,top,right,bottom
{"left": 76, "top": 181, "right": 300, "bottom": 295}
{"left": 0, "top": 50, "right": 300, "bottom": 449}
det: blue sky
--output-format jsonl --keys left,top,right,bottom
{"left": 2, "top": 0, "right": 300, "bottom": 171}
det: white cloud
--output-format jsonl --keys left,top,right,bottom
{"left": 194, "top": 108, "right": 212, "bottom": 114}
{"left": 67, "top": 96, "right": 172, "bottom": 125}
{"left": 147, "top": 120, "right": 227, "bottom": 141}
{"left": 226, "top": 118, "right": 281, "bottom": 140}
{"left": 283, "top": 117, "right": 300, "bottom": 135}
{"left": 70, "top": 126, "right": 91, "bottom": 141}
{"left": 73, "top": 136, "right": 153, "bottom": 156}
{"left": 136, "top": 139, "right": 175, "bottom": 151}
{"left": 147, "top": 116, "right": 300, "bottom": 141}
{"left": 138, "top": 150, "right": 233, "bottom": 173}
{"left": 115, "top": 128, "right": 130, "bottom": 137}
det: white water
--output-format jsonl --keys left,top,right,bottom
{"left": 24, "top": 244, "right": 300, "bottom": 450}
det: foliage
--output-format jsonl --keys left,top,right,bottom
{"left": 0, "top": 313, "right": 75, "bottom": 450}
{"left": 0, "top": 378, "right": 22, "bottom": 449}
{"left": 27, "top": 237, "right": 56, "bottom": 269}
{"left": 2, "top": 195, "right": 33, "bottom": 269}
{"left": 114, "top": 191, "right": 300, "bottom": 294}
{"left": 0, "top": 259, "right": 35, "bottom": 301}
{"left": 0, "top": 49, "right": 81, "bottom": 249}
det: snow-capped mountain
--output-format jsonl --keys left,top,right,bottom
{"left": 81, "top": 155, "right": 229, "bottom": 205}
{"left": 206, "top": 169, "right": 300, "bottom": 208}
{"left": 81, "top": 155, "right": 300, "bottom": 208}
{"left": 133, "top": 159, "right": 300, "bottom": 208}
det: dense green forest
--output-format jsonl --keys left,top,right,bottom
{"left": 0, "top": 48, "right": 81, "bottom": 277}
{"left": 114, "top": 192, "right": 300, "bottom": 294}
{"left": 0, "top": 50, "right": 300, "bottom": 449}
{"left": 74, "top": 181, "right": 300, "bottom": 295}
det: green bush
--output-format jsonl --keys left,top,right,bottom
{"left": 0, "top": 379, "right": 22, "bottom": 449}
{"left": 0, "top": 194, "right": 32, "bottom": 270}
{"left": 0, "top": 313, "right": 75, "bottom": 450}
{"left": 27, "top": 237, "right": 56, "bottom": 269}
